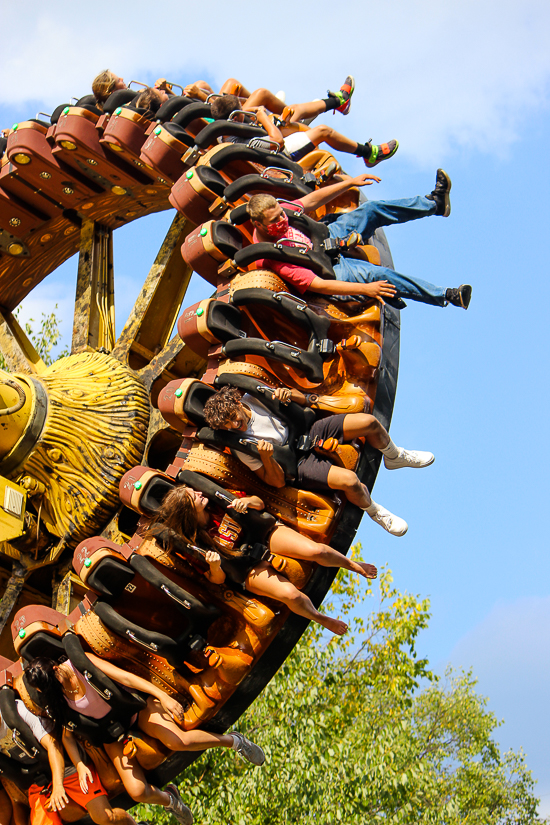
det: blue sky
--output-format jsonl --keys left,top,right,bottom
{"left": 1, "top": 0, "right": 549, "bottom": 812}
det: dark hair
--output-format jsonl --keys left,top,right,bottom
{"left": 25, "top": 658, "right": 66, "bottom": 741}
{"left": 210, "top": 94, "right": 241, "bottom": 121}
{"left": 135, "top": 87, "right": 164, "bottom": 115}
{"left": 145, "top": 484, "right": 245, "bottom": 560}
{"left": 144, "top": 486, "right": 199, "bottom": 550}
{"left": 203, "top": 385, "right": 243, "bottom": 429}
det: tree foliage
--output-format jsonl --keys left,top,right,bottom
{"left": 135, "top": 558, "right": 542, "bottom": 824}
{"left": 0, "top": 305, "right": 67, "bottom": 371}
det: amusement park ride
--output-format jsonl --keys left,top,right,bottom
{"left": 0, "top": 77, "right": 399, "bottom": 809}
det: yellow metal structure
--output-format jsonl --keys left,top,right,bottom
{"left": 0, "top": 477, "right": 26, "bottom": 542}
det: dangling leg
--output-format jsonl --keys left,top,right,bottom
{"left": 104, "top": 742, "right": 170, "bottom": 807}
{"left": 138, "top": 696, "right": 264, "bottom": 765}
{"left": 220, "top": 78, "right": 252, "bottom": 98}
{"left": 325, "top": 466, "right": 408, "bottom": 537}
{"left": 268, "top": 524, "right": 376, "bottom": 579}
{"left": 245, "top": 563, "right": 347, "bottom": 635}
{"left": 341, "top": 413, "right": 434, "bottom": 469}
{"left": 138, "top": 696, "right": 234, "bottom": 751}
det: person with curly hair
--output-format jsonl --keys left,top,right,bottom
{"left": 203, "top": 386, "right": 434, "bottom": 537}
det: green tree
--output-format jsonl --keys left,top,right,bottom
{"left": 0, "top": 305, "right": 67, "bottom": 371}
{"left": 135, "top": 560, "right": 543, "bottom": 825}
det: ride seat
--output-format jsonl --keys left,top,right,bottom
{"left": 180, "top": 220, "right": 244, "bottom": 286}
{"left": 154, "top": 95, "right": 197, "bottom": 123}
{"left": 11, "top": 605, "right": 70, "bottom": 658}
{"left": 157, "top": 377, "right": 215, "bottom": 433}
{"left": 222, "top": 169, "right": 312, "bottom": 206}
{"left": 169, "top": 165, "right": 227, "bottom": 224}
{"left": 102, "top": 89, "right": 140, "bottom": 115}
{"left": 73, "top": 536, "right": 133, "bottom": 596}
{"left": 139, "top": 123, "right": 194, "bottom": 183}
{"left": 119, "top": 466, "right": 175, "bottom": 515}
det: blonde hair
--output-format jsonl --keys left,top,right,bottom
{"left": 92, "top": 70, "right": 117, "bottom": 110}
{"left": 247, "top": 193, "right": 279, "bottom": 222}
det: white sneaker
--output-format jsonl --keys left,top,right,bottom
{"left": 367, "top": 505, "right": 408, "bottom": 537}
{"left": 383, "top": 449, "right": 435, "bottom": 470}
{"left": 230, "top": 731, "right": 266, "bottom": 766}
{"left": 165, "top": 784, "right": 193, "bottom": 825}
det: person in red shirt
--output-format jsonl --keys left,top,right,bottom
{"left": 248, "top": 170, "right": 472, "bottom": 309}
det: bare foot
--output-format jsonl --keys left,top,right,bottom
{"left": 358, "top": 562, "right": 377, "bottom": 579}
{"left": 322, "top": 616, "right": 348, "bottom": 636}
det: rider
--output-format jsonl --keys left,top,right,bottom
{"left": 246, "top": 171, "right": 472, "bottom": 309}
{"left": 203, "top": 386, "right": 435, "bottom": 537}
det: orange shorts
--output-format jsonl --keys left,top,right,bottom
{"left": 29, "top": 767, "right": 107, "bottom": 825}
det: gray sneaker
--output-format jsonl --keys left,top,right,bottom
{"left": 230, "top": 731, "right": 266, "bottom": 766}
{"left": 165, "top": 784, "right": 193, "bottom": 825}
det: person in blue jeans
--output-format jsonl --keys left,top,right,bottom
{"left": 248, "top": 170, "right": 472, "bottom": 310}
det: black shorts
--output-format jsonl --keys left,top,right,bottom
{"left": 296, "top": 414, "right": 347, "bottom": 491}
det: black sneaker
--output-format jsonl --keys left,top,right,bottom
{"left": 327, "top": 75, "right": 355, "bottom": 115}
{"left": 364, "top": 139, "right": 399, "bottom": 168}
{"left": 445, "top": 284, "right": 472, "bottom": 309}
{"left": 426, "top": 169, "right": 452, "bottom": 217}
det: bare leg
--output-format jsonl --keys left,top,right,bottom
{"left": 10, "top": 800, "right": 28, "bottom": 825}
{"left": 192, "top": 80, "right": 215, "bottom": 94}
{"left": 268, "top": 525, "right": 376, "bottom": 579}
{"left": 327, "top": 465, "right": 372, "bottom": 508}
{"left": 245, "top": 563, "right": 347, "bottom": 635}
{"left": 342, "top": 413, "right": 390, "bottom": 449}
{"left": 138, "top": 696, "right": 233, "bottom": 751}
{"left": 287, "top": 100, "right": 327, "bottom": 122}
{"left": 0, "top": 788, "right": 12, "bottom": 825}
{"left": 61, "top": 804, "right": 88, "bottom": 822}
{"left": 243, "top": 87, "right": 286, "bottom": 113}
{"left": 104, "top": 741, "right": 170, "bottom": 807}
{"left": 301, "top": 124, "right": 359, "bottom": 154}
{"left": 85, "top": 797, "right": 138, "bottom": 825}
{"left": 220, "top": 78, "right": 252, "bottom": 98}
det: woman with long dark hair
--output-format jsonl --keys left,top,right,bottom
{"left": 145, "top": 484, "right": 377, "bottom": 636}
{"left": 26, "top": 654, "right": 264, "bottom": 825}
{"left": 1, "top": 661, "right": 142, "bottom": 825}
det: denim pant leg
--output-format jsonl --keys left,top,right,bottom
{"left": 334, "top": 257, "right": 447, "bottom": 307}
{"left": 327, "top": 196, "right": 437, "bottom": 243}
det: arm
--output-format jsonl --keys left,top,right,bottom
{"left": 62, "top": 730, "right": 93, "bottom": 793}
{"left": 250, "top": 106, "right": 284, "bottom": 150}
{"left": 253, "top": 441, "right": 286, "bottom": 488}
{"left": 228, "top": 495, "right": 265, "bottom": 512}
{"left": 84, "top": 652, "right": 185, "bottom": 723}
{"left": 204, "top": 551, "right": 226, "bottom": 585}
{"left": 183, "top": 83, "right": 208, "bottom": 102}
{"left": 307, "top": 276, "right": 397, "bottom": 304}
{"left": 154, "top": 78, "right": 175, "bottom": 96}
{"left": 41, "top": 734, "right": 69, "bottom": 812}
{"left": 299, "top": 173, "right": 381, "bottom": 213}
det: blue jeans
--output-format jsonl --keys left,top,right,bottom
{"left": 325, "top": 196, "right": 447, "bottom": 307}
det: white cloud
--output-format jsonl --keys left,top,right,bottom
{"left": 1, "top": 0, "right": 549, "bottom": 164}
{"left": 449, "top": 597, "right": 550, "bottom": 814}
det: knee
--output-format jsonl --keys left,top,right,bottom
{"left": 277, "top": 582, "right": 302, "bottom": 604}
{"left": 89, "top": 807, "right": 112, "bottom": 825}
{"left": 357, "top": 414, "right": 378, "bottom": 432}
{"left": 335, "top": 469, "right": 362, "bottom": 493}
{"left": 317, "top": 124, "right": 332, "bottom": 139}
{"left": 129, "top": 788, "right": 149, "bottom": 805}
{"left": 121, "top": 778, "right": 148, "bottom": 804}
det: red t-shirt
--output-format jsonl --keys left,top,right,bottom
{"left": 252, "top": 200, "right": 317, "bottom": 294}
